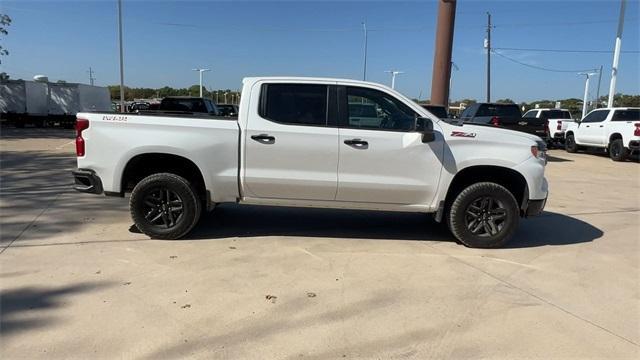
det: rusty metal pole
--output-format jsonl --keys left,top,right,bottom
{"left": 430, "top": 0, "right": 457, "bottom": 108}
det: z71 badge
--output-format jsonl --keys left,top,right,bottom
{"left": 450, "top": 131, "right": 476, "bottom": 138}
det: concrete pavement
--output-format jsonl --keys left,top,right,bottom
{"left": 1, "top": 128, "right": 638, "bottom": 359}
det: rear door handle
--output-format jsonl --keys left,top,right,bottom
{"left": 251, "top": 134, "right": 275, "bottom": 143}
{"left": 344, "top": 139, "right": 368, "bottom": 148}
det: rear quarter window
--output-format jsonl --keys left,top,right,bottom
{"left": 611, "top": 109, "right": 640, "bottom": 121}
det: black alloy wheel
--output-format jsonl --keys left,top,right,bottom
{"left": 130, "top": 173, "right": 202, "bottom": 240}
{"left": 142, "top": 188, "right": 185, "bottom": 229}
{"left": 464, "top": 196, "right": 508, "bottom": 237}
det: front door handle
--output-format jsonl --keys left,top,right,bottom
{"left": 585, "top": 125, "right": 590, "bottom": 128}
{"left": 251, "top": 134, "right": 275, "bottom": 144}
{"left": 344, "top": 139, "right": 368, "bottom": 148}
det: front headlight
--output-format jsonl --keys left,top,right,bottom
{"left": 531, "top": 140, "right": 547, "bottom": 163}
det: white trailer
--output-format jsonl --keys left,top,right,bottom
{"left": 0, "top": 80, "right": 27, "bottom": 115}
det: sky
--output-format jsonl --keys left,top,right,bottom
{"left": 1, "top": 0, "right": 639, "bottom": 102}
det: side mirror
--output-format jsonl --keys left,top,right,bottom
{"left": 415, "top": 117, "right": 435, "bottom": 143}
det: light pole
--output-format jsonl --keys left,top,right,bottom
{"left": 385, "top": 70, "right": 404, "bottom": 90}
{"left": 580, "top": 72, "right": 597, "bottom": 118}
{"left": 362, "top": 21, "right": 368, "bottom": 81}
{"left": 607, "top": 0, "right": 626, "bottom": 107}
{"left": 449, "top": 61, "right": 459, "bottom": 106}
{"left": 117, "top": 0, "right": 125, "bottom": 112}
{"left": 192, "top": 68, "right": 211, "bottom": 97}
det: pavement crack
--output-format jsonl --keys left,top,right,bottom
{"left": 426, "top": 244, "right": 640, "bottom": 348}
{"left": 0, "top": 193, "right": 62, "bottom": 255}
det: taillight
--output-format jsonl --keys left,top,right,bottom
{"left": 75, "top": 118, "right": 89, "bottom": 156}
{"left": 545, "top": 120, "right": 549, "bottom": 135}
{"left": 634, "top": 123, "right": 640, "bottom": 137}
{"left": 557, "top": 120, "right": 562, "bottom": 131}
{"left": 490, "top": 116, "right": 500, "bottom": 126}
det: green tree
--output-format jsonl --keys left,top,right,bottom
{"left": 0, "top": 13, "right": 11, "bottom": 64}
{"left": 496, "top": 98, "right": 515, "bottom": 104}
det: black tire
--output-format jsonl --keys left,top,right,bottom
{"left": 447, "top": 182, "right": 520, "bottom": 248}
{"left": 565, "top": 134, "right": 578, "bottom": 153}
{"left": 130, "top": 173, "right": 202, "bottom": 240}
{"left": 609, "top": 139, "right": 628, "bottom": 162}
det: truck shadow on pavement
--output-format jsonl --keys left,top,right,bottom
{"left": 0, "top": 282, "right": 114, "bottom": 337}
{"left": 187, "top": 205, "right": 603, "bottom": 248}
{"left": 0, "top": 127, "right": 75, "bottom": 140}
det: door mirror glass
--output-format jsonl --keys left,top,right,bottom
{"left": 415, "top": 117, "right": 435, "bottom": 143}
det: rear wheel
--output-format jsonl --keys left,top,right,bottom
{"left": 447, "top": 182, "right": 520, "bottom": 248}
{"left": 565, "top": 134, "right": 578, "bottom": 153}
{"left": 609, "top": 139, "right": 628, "bottom": 162}
{"left": 130, "top": 173, "right": 202, "bottom": 239}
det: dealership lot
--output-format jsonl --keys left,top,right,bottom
{"left": 1, "top": 128, "right": 638, "bottom": 359}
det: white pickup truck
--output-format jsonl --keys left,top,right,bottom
{"left": 522, "top": 108, "right": 574, "bottom": 147}
{"left": 72, "top": 77, "right": 548, "bottom": 248}
{"left": 565, "top": 107, "right": 640, "bottom": 161}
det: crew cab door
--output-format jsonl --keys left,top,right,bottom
{"left": 335, "top": 85, "right": 443, "bottom": 205}
{"left": 576, "top": 109, "right": 609, "bottom": 145}
{"left": 243, "top": 83, "right": 339, "bottom": 200}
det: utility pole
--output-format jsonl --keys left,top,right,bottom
{"left": 430, "top": 0, "right": 457, "bottom": 108}
{"left": 88, "top": 67, "right": 96, "bottom": 86}
{"left": 595, "top": 65, "right": 603, "bottom": 108}
{"left": 485, "top": 12, "right": 492, "bottom": 103}
{"left": 385, "top": 70, "right": 404, "bottom": 90}
{"left": 607, "top": 0, "right": 626, "bottom": 108}
{"left": 362, "top": 21, "right": 368, "bottom": 81}
{"left": 580, "top": 72, "right": 597, "bottom": 118}
{"left": 117, "top": 0, "right": 125, "bottom": 112}
{"left": 192, "top": 68, "right": 211, "bottom": 97}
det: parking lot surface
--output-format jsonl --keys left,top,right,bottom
{"left": 1, "top": 128, "right": 639, "bottom": 359}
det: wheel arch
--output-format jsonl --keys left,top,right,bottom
{"left": 608, "top": 132, "right": 623, "bottom": 146}
{"left": 120, "top": 153, "right": 210, "bottom": 209}
{"left": 442, "top": 165, "right": 529, "bottom": 218}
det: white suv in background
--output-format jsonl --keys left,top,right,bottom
{"left": 565, "top": 107, "right": 640, "bottom": 161}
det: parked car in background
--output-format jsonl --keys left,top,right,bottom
{"left": 72, "top": 77, "right": 548, "bottom": 248}
{"left": 217, "top": 104, "right": 239, "bottom": 117}
{"left": 420, "top": 104, "right": 448, "bottom": 120}
{"left": 565, "top": 107, "right": 640, "bottom": 161}
{"left": 158, "top": 96, "right": 219, "bottom": 115}
{"left": 523, "top": 108, "right": 574, "bottom": 147}
{"left": 460, "top": 103, "right": 547, "bottom": 137}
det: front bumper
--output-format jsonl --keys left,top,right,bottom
{"left": 72, "top": 169, "right": 103, "bottom": 194}
{"left": 523, "top": 197, "right": 546, "bottom": 217}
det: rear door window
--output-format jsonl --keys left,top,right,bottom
{"left": 611, "top": 109, "right": 640, "bottom": 121}
{"left": 260, "top": 84, "right": 328, "bottom": 126}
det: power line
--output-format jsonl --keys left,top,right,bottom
{"left": 493, "top": 46, "right": 640, "bottom": 54}
{"left": 491, "top": 50, "right": 598, "bottom": 73}
{"left": 494, "top": 17, "right": 638, "bottom": 28}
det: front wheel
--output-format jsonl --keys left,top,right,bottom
{"left": 565, "top": 134, "right": 578, "bottom": 153}
{"left": 447, "top": 182, "right": 520, "bottom": 248}
{"left": 609, "top": 139, "right": 628, "bottom": 162}
{"left": 130, "top": 173, "right": 202, "bottom": 240}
